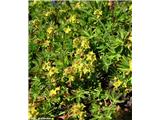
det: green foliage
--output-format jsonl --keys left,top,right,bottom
{"left": 29, "top": 1, "right": 132, "bottom": 120}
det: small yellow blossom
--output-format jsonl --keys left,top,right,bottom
{"left": 49, "top": 87, "right": 60, "bottom": 97}
{"left": 83, "top": 65, "right": 90, "bottom": 74}
{"left": 83, "top": 67, "right": 89, "bottom": 75}
{"left": 72, "top": 59, "right": 81, "bottom": 70}
{"left": 125, "top": 89, "right": 130, "bottom": 94}
{"left": 113, "top": 79, "right": 122, "bottom": 88}
{"left": 75, "top": 2, "right": 81, "bottom": 8}
{"left": 128, "top": 36, "right": 132, "bottom": 41}
{"left": 94, "top": 9, "right": 103, "bottom": 18}
{"left": 73, "top": 38, "right": 80, "bottom": 48}
{"left": 113, "top": 77, "right": 117, "bottom": 80}
{"left": 122, "top": 83, "right": 127, "bottom": 88}
{"left": 86, "top": 51, "right": 96, "bottom": 62}
{"left": 43, "top": 40, "right": 50, "bottom": 47}
{"left": 49, "top": 89, "right": 57, "bottom": 96}
{"left": 70, "top": 103, "right": 85, "bottom": 120}
{"left": 32, "top": 19, "right": 39, "bottom": 28}
{"left": 70, "top": 103, "right": 85, "bottom": 115}
{"left": 126, "top": 43, "right": 132, "bottom": 49}
{"left": 55, "top": 86, "right": 60, "bottom": 91}
{"left": 48, "top": 67, "right": 58, "bottom": 77}
{"left": 64, "top": 26, "right": 71, "bottom": 33}
{"left": 42, "top": 61, "right": 51, "bottom": 71}
{"left": 75, "top": 48, "right": 83, "bottom": 56}
{"left": 28, "top": 103, "right": 39, "bottom": 119}
{"left": 69, "top": 15, "right": 76, "bottom": 23}
{"left": 81, "top": 39, "right": 90, "bottom": 49}
{"left": 72, "top": 59, "right": 84, "bottom": 75}
{"left": 64, "top": 66, "right": 75, "bottom": 75}
{"left": 28, "top": 112, "right": 32, "bottom": 119}
{"left": 68, "top": 75, "right": 75, "bottom": 81}
{"left": 45, "top": 12, "right": 51, "bottom": 17}
{"left": 47, "top": 27, "right": 54, "bottom": 34}
{"left": 78, "top": 63, "right": 84, "bottom": 72}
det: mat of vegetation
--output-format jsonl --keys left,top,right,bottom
{"left": 29, "top": 1, "right": 132, "bottom": 120}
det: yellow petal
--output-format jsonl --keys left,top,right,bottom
{"left": 49, "top": 90, "right": 57, "bottom": 96}
{"left": 113, "top": 80, "right": 122, "bottom": 88}
{"left": 55, "top": 87, "right": 60, "bottom": 91}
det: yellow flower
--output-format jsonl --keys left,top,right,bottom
{"left": 64, "top": 26, "right": 71, "bottom": 33}
{"left": 68, "top": 75, "right": 75, "bottom": 81}
{"left": 86, "top": 51, "right": 96, "bottom": 62}
{"left": 70, "top": 103, "right": 85, "bottom": 115}
{"left": 72, "top": 60, "right": 80, "bottom": 70}
{"left": 72, "top": 59, "right": 83, "bottom": 73}
{"left": 128, "top": 36, "right": 132, "bottom": 41}
{"left": 127, "top": 43, "right": 132, "bottom": 49}
{"left": 47, "top": 27, "right": 54, "bottom": 34}
{"left": 49, "top": 89, "right": 57, "bottom": 96}
{"left": 49, "top": 87, "right": 60, "bottom": 97}
{"left": 75, "top": 2, "right": 81, "bottom": 8}
{"left": 28, "top": 112, "right": 32, "bottom": 119}
{"left": 70, "top": 103, "right": 85, "bottom": 120}
{"left": 64, "top": 66, "right": 75, "bottom": 75}
{"left": 94, "top": 9, "right": 103, "bottom": 18}
{"left": 73, "top": 38, "right": 80, "bottom": 48}
{"left": 81, "top": 39, "right": 90, "bottom": 49}
{"left": 125, "top": 89, "right": 130, "bottom": 94}
{"left": 43, "top": 40, "right": 50, "bottom": 47}
{"left": 28, "top": 103, "right": 39, "bottom": 119}
{"left": 78, "top": 63, "right": 84, "bottom": 72}
{"left": 122, "top": 83, "right": 127, "bottom": 88}
{"left": 32, "top": 19, "right": 39, "bottom": 28}
{"left": 55, "top": 86, "right": 60, "bottom": 91}
{"left": 75, "top": 48, "right": 83, "bottom": 56}
{"left": 113, "top": 77, "right": 117, "bottom": 80}
{"left": 48, "top": 67, "right": 58, "bottom": 77}
{"left": 69, "top": 15, "right": 76, "bottom": 23}
{"left": 45, "top": 12, "right": 51, "bottom": 17}
{"left": 42, "top": 61, "right": 51, "bottom": 71}
{"left": 83, "top": 65, "right": 90, "bottom": 74}
{"left": 113, "top": 80, "right": 122, "bottom": 88}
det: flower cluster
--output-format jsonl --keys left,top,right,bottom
{"left": 75, "top": 2, "right": 81, "bottom": 9}
{"left": 68, "top": 15, "right": 77, "bottom": 23}
{"left": 63, "top": 37, "right": 96, "bottom": 82}
{"left": 42, "top": 61, "right": 58, "bottom": 77}
{"left": 28, "top": 103, "right": 39, "bottom": 119}
{"left": 69, "top": 103, "right": 86, "bottom": 120}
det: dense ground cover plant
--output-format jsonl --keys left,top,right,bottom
{"left": 29, "top": 1, "right": 132, "bottom": 120}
